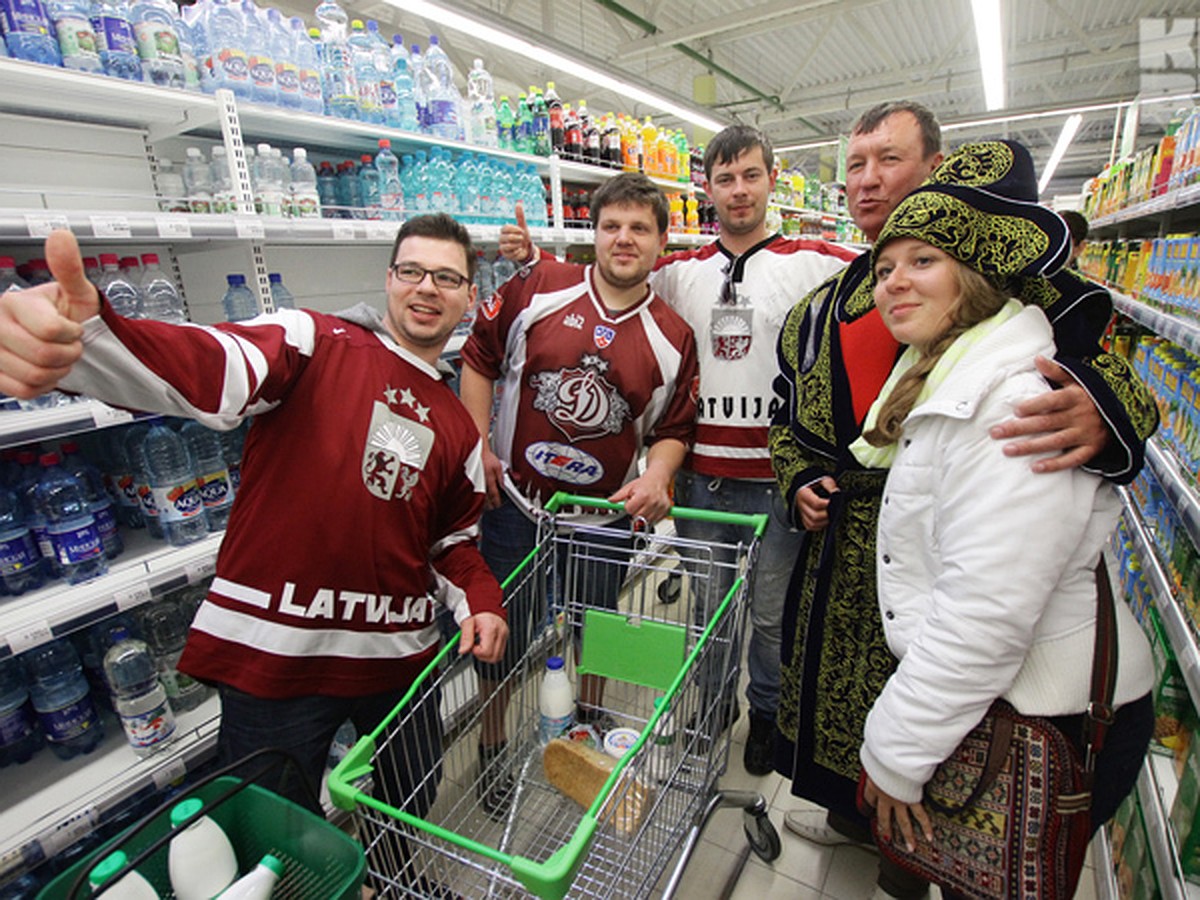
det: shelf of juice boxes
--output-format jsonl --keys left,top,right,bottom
{"left": 1111, "top": 287, "right": 1200, "bottom": 360}
{"left": 1090, "top": 182, "right": 1200, "bottom": 234}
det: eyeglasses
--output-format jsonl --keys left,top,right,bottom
{"left": 719, "top": 260, "right": 738, "bottom": 306}
{"left": 390, "top": 263, "right": 469, "bottom": 290}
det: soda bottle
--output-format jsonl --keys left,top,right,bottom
{"left": 563, "top": 103, "right": 582, "bottom": 161}
{"left": 60, "top": 440, "right": 123, "bottom": 560}
{"left": 316, "top": 159, "right": 337, "bottom": 216}
{"left": 514, "top": 92, "right": 532, "bottom": 155}
{"left": 0, "top": 483, "right": 45, "bottom": 595}
{"left": 104, "top": 625, "right": 176, "bottom": 756}
{"left": 465, "top": 58, "right": 497, "bottom": 148}
{"left": 347, "top": 19, "right": 381, "bottom": 124}
{"left": 25, "top": 639, "right": 105, "bottom": 760}
{"left": 289, "top": 146, "right": 320, "bottom": 218}
{"left": 143, "top": 421, "right": 208, "bottom": 545}
{"left": 267, "top": 271, "right": 295, "bottom": 309}
{"left": 87, "top": 850, "right": 159, "bottom": 899}
{"left": 495, "top": 95, "right": 515, "bottom": 152}
{"left": 182, "top": 147, "right": 213, "bottom": 213}
{"left": 0, "top": 656, "right": 43, "bottom": 767}
{"left": 90, "top": 0, "right": 141, "bottom": 80}
{"left": 221, "top": 273, "right": 258, "bottom": 323}
{"left": 685, "top": 189, "right": 699, "bottom": 234}
{"left": 580, "top": 100, "right": 600, "bottom": 165}
{"left": 46, "top": 0, "right": 100, "bottom": 72}
{"left": 137, "top": 253, "right": 187, "bottom": 323}
{"left": 376, "top": 138, "right": 402, "bottom": 219}
{"left": 530, "top": 86, "right": 550, "bottom": 156}
{"left": 291, "top": 17, "right": 323, "bottom": 114}
{"left": 669, "top": 193, "right": 683, "bottom": 231}
{"left": 0, "top": 0, "right": 61, "bottom": 65}
{"left": 640, "top": 116, "right": 658, "bottom": 176}
{"left": 130, "top": 0, "right": 183, "bottom": 87}
{"left": 538, "top": 656, "right": 573, "bottom": 744}
{"left": 603, "top": 113, "right": 621, "bottom": 169}
{"left": 544, "top": 81, "right": 564, "bottom": 154}
{"left": 358, "top": 152, "right": 381, "bottom": 219}
{"left": 36, "top": 451, "right": 107, "bottom": 584}
{"left": 314, "top": 0, "right": 355, "bottom": 118}
{"left": 125, "top": 422, "right": 164, "bottom": 540}
{"left": 423, "top": 34, "right": 461, "bottom": 140}
{"left": 180, "top": 420, "right": 234, "bottom": 530}
{"left": 140, "top": 597, "right": 207, "bottom": 715}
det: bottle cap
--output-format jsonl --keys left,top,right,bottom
{"left": 170, "top": 797, "right": 205, "bottom": 828}
{"left": 269, "top": 272, "right": 282, "bottom": 283}
{"left": 39, "top": 452, "right": 59, "bottom": 467}
{"left": 378, "top": 138, "right": 391, "bottom": 149}
{"left": 88, "top": 850, "right": 131, "bottom": 887}
{"left": 100, "top": 253, "right": 119, "bottom": 266}
{"left": 546, "top": 655, "right": 565, "bottom": 671}
{"left": 260, "top": 854, "right": 285, "bottom": 876}
{"left": 141, "top": 253, "right": 159, "bottom": 265}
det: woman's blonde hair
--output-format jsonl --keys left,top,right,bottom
{"left": 863, "top": 260, "right": 1010, "bottom": 446}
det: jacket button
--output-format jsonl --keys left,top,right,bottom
{"left": 885, "top": 610, "right": 895, "bottom": 620}
{"left": 882, "top": 554, "right": 891, "bottom": 564}
{"left": 903, "top": 439, "right": 912, "bottom": 447}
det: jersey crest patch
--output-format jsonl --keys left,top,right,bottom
{"left": 529, "top": 358, "right": 630, "bottom": 441}
{"left": 362, "top": 401, "right": 435, "bottom": 501}
{"left": 593, "top": 325, "right": 615, "bottom": 349}
{"left": 481, "top": 292, "right": 503, "bottom": 321}
{"left": 711, "top": 306, "right": 753, "bottom": 360}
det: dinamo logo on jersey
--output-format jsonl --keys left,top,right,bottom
{"left": 525, "top": 441, "right": 604, "bottom": 486}
{"left": 529, "top": 359, "right": 631, "bottom": 441}
{"left": 362, "top": 401, "right": 435, "bottom": 502}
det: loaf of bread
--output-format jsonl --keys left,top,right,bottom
{"left": 543, "top": 737, "right": 650, "bottom": 834}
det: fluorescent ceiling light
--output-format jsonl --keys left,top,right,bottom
{"left": 1038, "top": 113, "right": 1083, "bottom": 194}
{"left": 387, "top": 0, "right": 728, "bottom": 134}
{"left": 971, "top": 0, "right": 1005, "bottom": 111}
{"left": 774, "top": 139, "right": 840, "bottom": 153}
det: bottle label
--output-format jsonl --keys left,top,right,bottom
{"left": 151, "top": 479, "right": 203, "bottom": 523}
{"left": 379, "top": 80, "right": 396, "bottom": 108}
{"left": 116, "top": 473, "right": 139, "bottom": 510}
{"left": 215, "top": 46, "right": 249, "bottom": 83}
{"left": 539, "top": 712, "right": 572, "bottom": 744}
{"left": 93, "top": 503, "right": 119, "bottom": 547}
{"left": 90, "top": 14, "right": 136, "bottom": 55}
{"left": 136, "top": 483, "right": 159, "bottom": 519}
{"left": 0, "top": 0, "right": 51, "bottom": 36}
{"left": 32, "top": 523, "right": 53, "bottom": 561}
{"left": 50, "top": 520, "right": 103, "bottom": 566}
{"left": 294, "top": 190, "right": 320, "bottom": 218}
{"left": 188, "top": 192, "right": 212, "bottom": 215}
{"left": 38, "top": 694, "right": 100, "bottom": 744}
{"left": 119, "top": 696, "right": 175, "bottom": 749}
{"left": 0, "top": 530, "right": 39, "bottom": 576}
{"left": 0, "top": 701, "right": 35, "bottom": 745}
{"left": 275, "top": 60, "right": 299, "bottom": 94}
{"left": 299, "top": 68, "right": 322, "bottom": 102}
{"left": 248, "top": 52, "right": 275, "bottom": 89}
{"left": 430, "top": 98, "right": 457, "bottom": 126}
{"left": 197, "top": 468, "right": 232, "bottom": 509}
{"left": 159, "top": 666, "right": 201, "bottom": 700}
{"left": 133, "top": 20, "right": 180, "bottom": 65}
{"left": 54, "top": 15, "right": 99, "bottom": 59}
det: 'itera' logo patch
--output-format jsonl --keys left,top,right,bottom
{"left": 525, "top": 441, "right": 604, "bottom": 486}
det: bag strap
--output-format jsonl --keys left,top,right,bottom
{"left": 1082, "top": 555, "right": 1119, "bottom": 779}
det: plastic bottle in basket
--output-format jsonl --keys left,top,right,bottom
{"left": 180, "top": 420, "right": 235, "bottom": 530}
{"left": 104, "top": 625, "right": 177, "bottom": 755}
{"left": 25, "top": 638, "right": 105, "bottom": 760}
{"left": 0, "top": 656, "right": 44, "bottom": 766}
{"left": 538, "top": 656, "right": 574, "bottom": 744}
{"left": 0, "top": 482, "right": 46, "bottom": 595}
{"left": 167, "top": 798, "right": 238, "bottom": 900}
{"left": 141, "top": 597, "right": 207, "bottom": 713}
{"left": 36, "top": 451, "right": 107, "bottom": 584}
{"left": 144, "top": 421, "right": 209, "bottom": 545}
{"left": 60, "top": 440, "right": 123, "bottom": 560}
{"left": 88, "top": 850, "right": 160, "bottom": 898}
{"left": 218, "top": 853, "right": 284, "bottom": 899}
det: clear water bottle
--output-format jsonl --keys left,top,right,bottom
{"left": 13, "top": 450, "right": 54, "bottom": 576}
{"left": 376, "top": 138, "right": 402, "bottom": 220}
{"left": 241, "top": 0, "right": 275, "bottom": 106}
{"left": 265, "top": 7, "right": 297, "bottom": 109}
{"left": 390, "top": 47, "right": 418, "bottom": 132}
{"left": 288, "top": 146, "right": 319, "bottom": 218}
{"left": 423, "top": 35, "right": 461, "bottom": 140}
{"left": 267, "top": 271, "right": 295, "bottom": 309}
{"left": 0, "top": 482, "right": 45, "bottom": 595}
{"left": 47, "top": 0, "right": 101, "bottom": 72}
{"left": 90, "top": 0, "right": 141, "bottom": 80}
{"left": 125, "top": 422, "right": 164, "bottom": 540}
{"left": 315, "top": 0, "right": 355, "bottom": 119}
{"left": 60, "top": 440, "right": 123, "bottom": 560}
{"left": 358, "top": 152, "right": 381, "bottom": 218}
{"left": 129, "top": 0, "right": 183, "bottom": 87}
{"left": 336, "top": 159, "right": 362, "bottom": 217}
{"left": 221, "top": 273, "right": 258, "bottom": 322}
{"left": 0, "top": 0, "right": 61, "bottom": 65}
{"left": 105, "top": 424, "right": 144, "bottom": 529}
{"left": 473, "top": 250, "right": 493, "bottom": 303}
{"left": 466, "top": 58, "right": 497, "bottom": 148}
{"left": 95, "top": 253, "right": 141, "bottom": 317}
{"left": 36, "top": 451, "right": 107, "bottom": 584}
{"left": 143, "top": 421, "right": 208, "bottom": 545}
{"left": 209, "top": 145, "right": 235, "bottom": 214}
{"left": 180, "top": 420, "right": 234, "bottom": 531}
{"left": 291, "top": 17, "right": 322, "bottom": 114}
{"left": 25, "top": 638, "right": 105, "bottom": 760}
{"left": 0, "top": 256, "right": 28, "bottom": 293}
{"left": 204, "top": 0, "right": 250, "bottom": 98}
{"left": 156, "top": 158, "right": 188, "bottom": 213}
{"left": 253, "top": 142, "right": 284, "bottom": 216}
{"left": 219, "top": 418, "right": 248, "bottom": 493}
{"left": 182, "top": 146, "right": 213, "bottom": 213}
{"left": 493, "top": 253, "right": 516, "bottom": 289}
{"left": 137, "top": 253, "right": 187, "bottom": 323}
{"left": 409, "top": 42, "right": 429, "bottom": 131}
{"left": 140, "top": 597, "right": 206, "bottom": 713}
{"left": 454, "top": 152, "right": 478, "bottom": 223}
{"left": 174, "top": 8, "right": 200, "bottom": 90}
{"left": 180, "top": 0, "right": 208, "bottom": 92}
{"left": 0, "top": 656, "right": 44, "bottom": 766}
{"left": 366, "top": 20, "right": 394, "bottom": 125}
{"left": 104, "top": 625, "right": 176, "bottom": 756}
{"left": 347, "top": 19, "right": 381, "bottom": 124}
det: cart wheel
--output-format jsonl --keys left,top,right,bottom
{"left": 657, "top": 571, "right": 682, "bottom": 605}
{"left": 744, "top": 810, "right": 782, "bottom": 862}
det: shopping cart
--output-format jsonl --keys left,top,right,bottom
{"left": 329, "top": 492, "right": 781, "bottom": 899}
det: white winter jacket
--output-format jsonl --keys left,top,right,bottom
{"left": 860, "top": 304, "right": 1155, "bottom": 804}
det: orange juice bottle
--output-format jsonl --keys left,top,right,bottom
{"left": 668, "top": 193, "right": 684, "bottom": 231}
{"left": 641, "top": 116, "right": 658, "bottom": 176}
{"left": 685, "top": 189, "right": 699, "bottom": 234}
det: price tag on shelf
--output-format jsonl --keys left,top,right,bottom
{"left": 114, "top": 581, "right": 153, "bottom": 612}
{"left": 37, "top": 807, "right": 100, "bottom": 858}
{"left": 365, "top": 222, "right": 396, "bottom": 241}
{"left": 156, "top": 215, "right": 192, "bottom": 239}
{"left": 90, "top": 401, "right": 135, "bottom": 428}
{"left": 234, "top": 217, "right": 266, "bottom": 239}
{"left": 186, "top": 556, "right": 217, "bottom": 584}
{"left": 90, "top": 215, "right": 132, "bottom": 238}
{"left": 24, "top": 213, "right": 71, "bottom": 237}
{"left": 6, "top": 619, "right": 52, "bottom": 655}
{"left": 331, "top": 222, "right": 356, "bottom": 241}
{"left": 153, "top": 757, "right": 188, "bottom": 790}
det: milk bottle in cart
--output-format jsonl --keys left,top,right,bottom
{"left": 167, "top": 798, "right": 238, "bottom": 900}
{"left": 538, "top": 655, "right": 573, "bottom": 744}
{"left": 218, "top": 854, "right": 284, "bottom": 900}
{"left": 88, "top": 850, "right": 160, "bottom": 899}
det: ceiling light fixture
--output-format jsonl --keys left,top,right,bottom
{"left": 1038, "top": 113, "right": 1083, "bottom": 195}
{"left": 385, "top": 0, "right": 728, "bottom": 134}
{"left": 971, "top": 0, "right": 1005, "bottom": 111}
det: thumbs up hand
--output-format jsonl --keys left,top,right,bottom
{"left": 0, "top": 230, "right": 97, "bottom": 399}
{"left": 498, "top": 200, "right": 537, "bottom": 264}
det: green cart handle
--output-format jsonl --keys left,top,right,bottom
{"left": 544, "top": 491, "right": 768, "bottom": 538}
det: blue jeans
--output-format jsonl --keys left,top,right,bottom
{"left": 673, "top": 469, "right": 801, "bottom": 719}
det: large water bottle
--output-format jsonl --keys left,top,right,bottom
{"left": 36, "top": 451, "right": 107, "bottom": 584}
{"left": 125, "top": 422, "right": 164, "bottom": 540}
{"left": 358, "top": 151, "right": 381, "bottom": 219}
{"left": 209, "top": 145, "right": 234, "bottom": 214}
{"left": 315, "top": 0, "right": 355, "bottom": 119}
{"left": 129, "top": 0, "right": 183, "bottom": 87}
{"left": 182, "top": 146, "right": 213, "bottom": 213}
{"left": 219, "top": 419, "right": 248, "bottom": 493}
{"left": 427, "top": 146, "right": 452, "bottom": 213}
{"left": 495, "top": 95, "right": 515, "bottom": 152}
{"left": 90, "top": 0, "right": 141, "bottom": 80}
{"left": 346, "top": 18, "right": 381, "bottom": 124}
{"left": 104, "top": 625, "right": 176, "bottom": 756}
{"left": 180, "top": 0, "right": 208, "bottom": 92}
{"left": 465, "top": 58, "right": 497, "bottom": 148}
{"left": 143, "top": 421, "right": 208, "bottom": 545}
{"left": 46, "top": 0, "right": 101, "bottom": 72}
{"left": 0, "top": 656, "right": 43, "bottom": 767}
{"left": 0, "top": 0, "right": 61, "bottom": 65}
{"left": 241, "top": 0, "right": 275, "bottom": 105}
{"left": 137, "top": 253, "right": 187, "bottom": 323}
{"left": 267, "top": 271, "right": 295, "bottom": 309}
{"left": 13, "top": 450, "right": 53, "bottom": 575}
{"left": 0, "top": 256, "right": 28, "bottom": 293}
{"left": 265, "top": 7, "right": 297, "bottom": 108}
{"left": 409, "top": 42, "right": 428, "bottom": 131}
{"left": 104, "top": 425, "right": 143, "bottom": 529}
{"left": 390, "top": 46, "right": 418, "bottom": 132}
{"left": 204, "top": 0, "right": 250, "bottom": 98}
{"left": 174, "top": 7, "right": 200, "bottom": 90}
{"left": 94, "top": 254, "right": 140, "bottom": 317}
{"left": 60, "top": 440, "right": 123, "bottom": 560}
{"left": 289, "top": 146, "right": 319, "bottom": 218}
{"left": 25, "top": 639, "right": 105, "bottom": 760}
{"left": 423, "top": 35, "right": 461, "bottom": 140}
{"left": 366, "top": 20, "right": 395, "bottom": 125}
{"left": 140, "top": 597, "right": 206, "bottom": 714}
{"left": 0, "top": 483, "right": 45, "bottom": 595}
{"left": 291, "top": 17, "right": 322, "bottom": 114}
{"left": 376, "top": 138, "right": 402, "bottom": 220}
{"left": 180, "top": 420, "right": 234, "bottom": 531}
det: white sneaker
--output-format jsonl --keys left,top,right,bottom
{"left": 783, "top": 808, "right": 875, "bottom": 849}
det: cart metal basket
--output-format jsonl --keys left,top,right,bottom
{"left": 329, "top": 492, "right": 780, "bottom": 899}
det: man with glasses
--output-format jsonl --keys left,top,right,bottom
{"left": 459, "top": 172, "right": 699, "bottom": 816}
{"left": 0, "top": 214, "right": 509, "bottom": 823}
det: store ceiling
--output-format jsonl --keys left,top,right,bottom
{"left": 278, "top": 0, "right": 1200, "bottom": 202}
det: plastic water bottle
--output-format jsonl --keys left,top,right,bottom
{"left": 409, "top": 42, "right": 429, "bottom": 130}
{"left": 454, "top": 152, "right": 478, "bottom": 222}
{"left": 376, "top": 138, "right": 402, "bottom": 220}
{"left": 180, "top": 420, "right": 234, "bottom": 531}
{"left": 182, "top": 147, "right": 213, "bottom": 213}
{"left": 241, "top": 0, "right": 275, "bottom": 105}
{"left": 0, "top": 484, "right": 45, "bottom": 595}
{"left": 0, "top": 0, "right": 61, "bottom": 65}
{"left": 174, "top": 8, "right": 200, "bottom": 90}
{"left": 141, "top": 597, "right": 206, "bottom": 714}
{"left": 288, "top": 146, "right": 319, "bottom": 218}
{"left": 427, "top": 146, "right": 452, "bottom": 213}
{"left": 291, "top": 17, "right": 322, "bottom": 114}
{"left": 60, "top": 440, "right": 123, "bottom": 560}
{"left": 0, "top": 656, "right": 43, "bottom": 766}
{"left": 391, "top": 47, "right": 418, "bottom": 132}
{"left": 538, "top": 656, "right": 573, "bottom": 744}
{"left": 209, "top": 145, "right": 235, "bottom": 214}
{"left": 104, "top": 625, "right": 176, "bottom": 756}
{"left": 218, "top": 419, "right": 248, "bottom": 492}
{"left": 340, "top": 158, "right": 362, "bottom": 217}
{"left": 88, "top": 850, "right": 160, "bottom": 899}
{"left": 316, "top": 159, "right": 337, "bottom": 216}
{"left": 473, "top": 250, "right": 493, "bottom": 302}
{"left": 253, "top": 142, "right": 283, "bottom": 216}
{"left": 168, "top": 798, "right": 238, "bottom": 900}
{"left": 122, "top": 422, "right": 163, "bottom": 539}
{"left": 0, "top": 256, "right": 27, "bottom": 293}
{"left": 90, "top": 0, "right": 141, "bottom": 80}
{"left": 102, "top": 425, "right": 142, "bottom": 529}
{"left": 267, "top": 271, "right": 294, "bottom": 309}
{"left": 137, "top": 253, "right": 187, "bottom": 323}
{"left": 218, "top": 854, "right": 284, "bottom": 900}
{"left": 156, "top": 158, "right": 188, "bottom": 213}
{"left": 130, "top": 0, "right": 183, "bottom": 87}
{"left": 315, "top": 0, "right": 355, "bottom": 119}
{"left": 46, "top": 0, "right": 101, "bottom": 72}
{"left": 367, "top": 20, "right": 395, "bottom": 126}
{"left": 493, "top": 253, "right": 516, "bottom": 290}
{"left": 36, "top": 451, "right": 107, "bottom": 583}
{"left": 423, "top": 35, "right": 461, "bottom": 140}
{"left": 531, "top": 87, "right": 550, "bottom": 156}
{"left": 266, "top": 7, "right": 297, "bottom": 109}
{"left": 144, "top": 421, "right": 208, "bottom": 545}
{"left": 347, "top": 18, "right": 381, "bottom": 124}
{"left": 358, "top": 152, "right": 381, "bottom": 218}
{"left": 179, "top": 1, "right": 207, "bottom": 91}
{"left": 25, "top": 639, "right": 105, "bottom": 760}
{"left": 465, "top": 58, "right": 498, "bottom": 148}
{"left": 204, "top": 0, "right": 250, "bottom": 98}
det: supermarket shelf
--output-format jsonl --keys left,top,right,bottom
{"left": 1118, "top": 488, "right": 1200, "bottom": 713}
{"left": 1091, "top": 182, "right": 1200, "bottom": 231}
{"left": 1111, "top": 288, "right": 1200, "bottom": 358}
{"left": 1138, "top": 753, "right": 1200, "bottom": 900}
{"left": 554, "top": 158, "right": 699, "bottom": 195}
{"left": 0, "top": 529, "right": 222, "bottom": 659}
{"left": 1146, "top": 438, "right": 1200, "bottom": 557}
{"left": 0, "top": 398, "right": 143, "bottom": 447}
{"left": 1093, "top": 827, "right": 1119, "bottom": 900}
{"left": 0, "top": 693, "right": 220, "bottom": 882}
